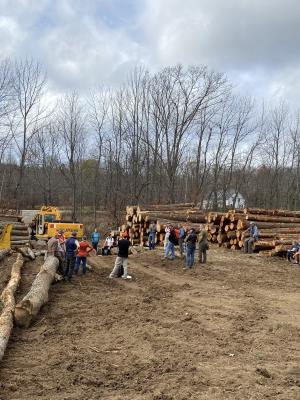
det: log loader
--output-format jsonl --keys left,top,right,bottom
{"left": 32, "top": 206, "right": 84, "bottom": 240}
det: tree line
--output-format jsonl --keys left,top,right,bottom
{"left": 0, "top": 58, "right": 299, "bottom": 223}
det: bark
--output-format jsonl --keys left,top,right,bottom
{"left": 137, "top": 203, "right": 194, "bottom": 213}
{"left": 0, "top": 249, "right": 11, "bottom": 261}
{"left": 237, "top": 219, "right": 300, "bottom": 230}
{"left": 0, "top": 254, "right": 24, "bottom": 361}
{"left": 14, "top": 255, "right": 59, "bottom": 328}
{"left": 245, "top": 214, "right": 300, "bottom": 223}
{"left": 244, "top": 207, "right": 300, "bottom": 217}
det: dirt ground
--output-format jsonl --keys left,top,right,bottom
{"left": 0, "top": 245, "right": 299, "bottom": 400}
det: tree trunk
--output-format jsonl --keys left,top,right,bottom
{"left": 0, "top": 254, "right": 24, "bottom": 361}
{"left": 14, "top": 256, "right": 59, "bottom": 328}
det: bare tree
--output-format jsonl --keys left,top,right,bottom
{"left": 57, "top": 92, "right": 85, "bottom": 221}
{"left": 87, "top": 88, "right": 109, "bottom": 226}
{"left": 11, "top": 59, "right": 47, "bottom": 209}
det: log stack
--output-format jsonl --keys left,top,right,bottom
{"left": 0, "top": 222, "right": 29, "bottom": 249}
{"left": 121, "top": 205, "right": 300, "bottom": 256}
{"left": 122, "top": 203, "right": 206, "bottom": 247}
{"left": 206, "top": 207, "right": 300, "bottom": 256}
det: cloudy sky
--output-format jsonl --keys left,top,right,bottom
{"left": 1, "top": 0, "right": 300, "bottom": 104}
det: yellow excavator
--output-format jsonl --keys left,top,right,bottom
{"left": 32, "top": 206, "right": 84, "bottom": 240}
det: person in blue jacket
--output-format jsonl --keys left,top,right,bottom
{"left": 91, "top": 228, "right": 100, "bottom": 251}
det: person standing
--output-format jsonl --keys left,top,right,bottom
{"left": 91, "top": 228, "right": 100, "bottom": 251}
{"left": 184, "top": 228, "right": 197, "bottom": 269}
{"left": 164, "top": 224, "right": 171, "bottom": 250}
{"left": 198, "top": 224, "right": 208, "bottom": 264}
{"left": 243, "top": 222, "right": 259, "bottom": 253}
{"left": 164, "top": 225, "right": 177, "bottom": 260}
{"left": 74, "top": 236, "right": 94, "bottom": 275}
{"left": 148, "top": 221, "right": 157, "bottom": 250}
{"left": 178, "top": 225, "right": 186, "bottom": 256}
{"left": 109, "top": 232, "right": 131, "bottom": 279}
{"left": 64, "top": 231, "right": 79, "bottom": 282}
{"left": 102, "top": 233, "right": 114, "bottom": 255}
{"left": 48, "top": 233, "right": 64, "bottom": 274}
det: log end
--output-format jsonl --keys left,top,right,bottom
{"left": 14, "top": 300, "right": 33, "bottom": 328}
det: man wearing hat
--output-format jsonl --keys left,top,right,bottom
{"left": 244, "top": 222, "right": 259, "bottom": 253}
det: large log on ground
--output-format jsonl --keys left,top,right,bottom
{"left": 14, "top": 256, "right": 59, "bottom": 328}
{"left": 0, "top": 254, "right": 24, "bottom": 361}
{"left": 253, "top": 241, "right": 275, "bottom": 251}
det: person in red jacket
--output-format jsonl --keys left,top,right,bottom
{"left": 74, "top": 236, "right": 94, "bottom": 275}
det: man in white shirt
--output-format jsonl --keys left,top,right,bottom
{"left": 102, "top": 234, "right": 115, "bottom": 255}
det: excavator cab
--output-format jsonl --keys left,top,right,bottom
{"left": 34, "top": 206, "right": 83, "bottom": 240}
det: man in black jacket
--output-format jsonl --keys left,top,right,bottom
{"left": 184, "top": 228, "right": 197, "bottom": 269}
{"left": 109, "top": 232, "right": 132, "bottom": 279}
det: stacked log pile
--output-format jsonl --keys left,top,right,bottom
{"left": 122, "top": 204, "right": 300, "bottom": 256}
{"left": 0, "top": 222, "right": 29, "bottom": 249}
{"left": 122, "top": 203, "right": 206, "bottom": 247}
{"left": 206, "top": 207, "right": 300, "bottom": 256}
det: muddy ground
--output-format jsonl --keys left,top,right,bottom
{"left": 0, "top": 246, "right": 299, "bottom": 400}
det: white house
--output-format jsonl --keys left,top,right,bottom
{"left": 202, "top": 190, "right": 246, "bottom": 209}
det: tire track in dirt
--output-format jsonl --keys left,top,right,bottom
{"left": 0, "top": 249, "right": 299, "bottom": 400}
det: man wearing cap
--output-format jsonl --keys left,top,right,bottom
{"left": 109, "top": 232, "right": 132, "bottom": 279}
{"left": 244, "top": 222, "right": 259, "bottom": 253}
{"left": 64, "top": 231, "right": 79, "bottom": 281}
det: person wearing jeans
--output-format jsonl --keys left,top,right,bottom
{"left": 243, "top": 222, "right": 259, "bottom": 253}
{"left": 64, "top": 232, "right": 79, "bottom": 282}
{"left": 184, "top": 229, "right": 197, "bottom": 269}
{"left": 91, "top": 229, "right": 100, "bottom": 251}
{"left": 109, "top": 232, "right": 132, "bottom": 279}
{"left": 198, "top": 224, "right": 208, "bottom": 264}
{"left": 148, "top": 222, "right": 157, "bottom": 250}
{"left": 75, "top": 236, "right": 93, "bottom": 275}
{"left": 178, "top": 225, "right": 186, "bottom": 256}
{"left": 164, "top": 226, "right": 177, "bottom": 260}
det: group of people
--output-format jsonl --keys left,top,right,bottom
{"left": 147, "top": 222, "right": 209, "bottom": 269}
{"left": 47, "top": 230, "right": 94, "bottom": 282}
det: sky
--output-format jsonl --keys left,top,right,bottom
{"left": 1, "top": 0, "right": 300, "bottom": 105}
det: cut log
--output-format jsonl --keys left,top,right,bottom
{"left": 237, "top": 219, "right": 300, "bottom": 230}
{"left": 245, "top": 214, "right": 300, "bottom": 224}
{"left": 244, "top": 207, "right": 300, "bottom": 218}
{"left": 226, "top": 231, "right": 237, "bottom": 239}
{"left": 14, "top": 256, "right": 59, "bottom": 328}
{"left": 137, "top": 203, "right": 194, "bottom": 213}
{"left": 0, "top": 249, "right": 11, "bottom": 261}
{"left": 0, "top": 254, "right": 24, "bottom": 361}
{"left": 253, "top": 241, "right": 275, "bottom": 251}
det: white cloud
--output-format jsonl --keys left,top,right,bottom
{"left": 0, "top": 0, "right": 300, "bottom": 107}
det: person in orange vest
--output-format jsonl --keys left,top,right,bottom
{"left": 74, "top": 236, "right": 94, "bottom": 275}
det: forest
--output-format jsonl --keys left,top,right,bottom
{"left": 0, "top": 58, "right": 299, "bottom": 220}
